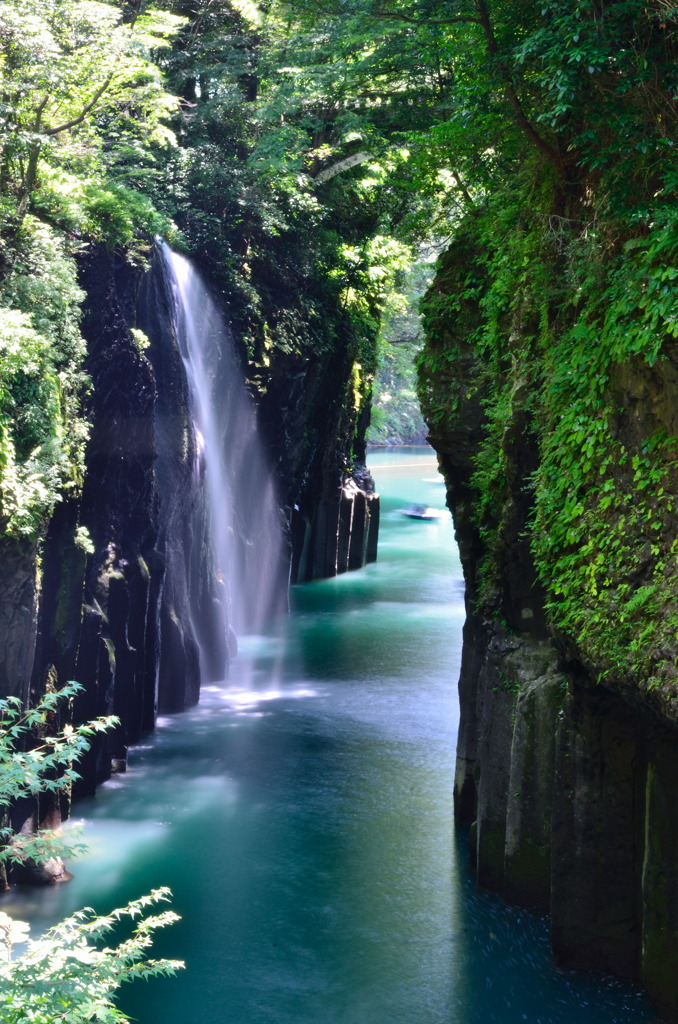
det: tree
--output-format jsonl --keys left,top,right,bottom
{"left": 0, "top": 1, "right": 186, "bottom": 540}
{"left": 368, "top": 259, "right": 433, "bottom": 445}
{"left": 0, "top": 0, "right": 182, "bottom": 248}
{"left": 0, "top": 683, "right": 183, "bottom": 1023}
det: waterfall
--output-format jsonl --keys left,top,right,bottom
{"left": 160, "top": 244, "right": 286, "bottom": 675}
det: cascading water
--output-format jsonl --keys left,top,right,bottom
{"left": 161, "top": 244, "right": 286, "bottom": 676}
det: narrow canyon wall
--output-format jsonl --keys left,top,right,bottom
{"left": 2, "top": 242, "right": 378, "bottom": 824}
{"left": 257, "top": 313, "right": 379, "bottom": 584}
{"left": 288, "top": 468, "right": 379, "bottom": 583}
{"left": 29, "top": 246, "right": 220, "bottom": 795}
{"left": 421, "top": 224, "right": 678, "bottom": 1022}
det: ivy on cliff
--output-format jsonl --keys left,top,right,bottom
{"left": 0, "top": 0, "right": 182, "bottom": 540}
{"left": 416, "top": 0, "right": 678, "bottom": 705}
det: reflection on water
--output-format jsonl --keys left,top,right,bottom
{"left": 8, "top": 448, "right": 652, "bottom": 1023}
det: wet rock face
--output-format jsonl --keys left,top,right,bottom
{"left": 20, "top": 243, "right": 374, "bottom": 810}
{"left": 289, "top": 476, "right": 379, "bottom": 583}
{"left": 75, "top": 248, "right": 161, "bottom": 776}
{"left": 2, "top": 241, "right": 378, "bottom": 884}
{"left": 29, "top": 247, "right": 220, "bottom": 799}
{"left": 0, "top": 539, "right": 39, "bottom": 702}
{"left": 421, "top": 235, "right": 678, "bottom": 1021}
{"left": 258, "top": 331, "right": 379, "bottom": 584}
{"left": 449, "top": 564, "right": 678, "bottom": 1019}
{"left": 135, "top": 254, "right": 221, "bottom": 710}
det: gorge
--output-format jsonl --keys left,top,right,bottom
{"left": 4, "top": 1, "right": 678, "bottom": 1022}
{"left": 3, "top": 452, "right": 654, "bottom": 1024}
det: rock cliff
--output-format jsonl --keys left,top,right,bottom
{"left": 29, "top": 247, "right": 217, "bottom": 797}
{"left": 2, "top": 241, "right": 377, "bottom": 836}
{"left": 420, "top": 217, "right": 678, "bottom": 1021}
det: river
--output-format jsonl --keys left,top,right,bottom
{"left": 9, "top": 447, "right": 652, "bottom": 1023}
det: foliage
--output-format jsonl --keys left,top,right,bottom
{"left": 0, "top": 890, "right": 182, "bottom": 1024}
{"left": 0, "top": 220, "right": 88, "bottom": 539}
{"left": 368, "top": 260, "right": 432, "bottom": 445}
{"left": 1, "top": 0, "right": 675, "bottom": 693}
{"left": 141, "top": 0, "right": 436, "bottom": 489}
{"left": 415, "top": 0, "right": 678, "bottom": 704}
{"left": 0, "top": 683, "right": 111, "bottom": 865}
{"left": 0, "top": 0, "right": 185, "bottom": 541}
{"left": 0, "top": 683, "right": 183, "bottom": 1022}
{"left": 530, "top": 202, "right": 678, "bottom": 693}
{"left": 0, "top": 0, "right": 182, "bottom": 246}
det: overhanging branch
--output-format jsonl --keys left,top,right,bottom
{"left": 44, "top": 75, "right": 114, "bottom": 137}
{"left": 474, "top": 0, "right": 563, "bottom": 173}
{"left": 373, "top": 1, "right": 564, "bottom": 176}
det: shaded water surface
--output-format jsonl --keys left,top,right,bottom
{"left": 11, "top": 448, "right": 652, "bottom": 1023}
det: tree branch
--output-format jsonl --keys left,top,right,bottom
{"left": 376, "top": 1, "right": 563, "bottom": 175}
{"left": 43, "top": 75, "right": 114, "bottom": 137}
{"left": 451, "top": 168, "right": 474, "bottom": 206}
{"left": 315, "top": 151, "right": 372, "bottom": 182}
{"left": 14, "top": 95, "right": 52, "bottom": 216}
{"left": 32, "top": 94, "right": 49, "bottom": 133}
{"left": 474, "top": 0, "right": 563, "bottom": 173}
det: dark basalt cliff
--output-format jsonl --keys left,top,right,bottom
{"left": 29, "top": 246, "right": 215, "bottom": 798}
{"left": 203, "top": 245, "right": 380, "bottom": 587}
{"left": 0, "top": 243, "right": 377, "bottom": 845}
{"left": 420, "top": 224, "right": 678, "bottom": 1022}
{"left": 260, "top": 348, "right": 379, "bottom": 584}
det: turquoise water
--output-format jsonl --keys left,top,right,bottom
{"left": 9, "top": 448, "right": 653, "bottom": 1023}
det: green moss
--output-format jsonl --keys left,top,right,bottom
{"left": 419, "top": 191, "right": 678, "bottom": 706}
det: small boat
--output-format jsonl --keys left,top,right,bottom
{"left": 400, "top": 504, "right": 444, "bottom": 521}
